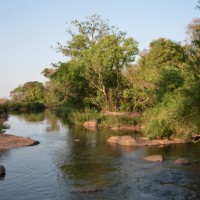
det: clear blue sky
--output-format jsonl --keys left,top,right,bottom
{"left": 0, "top": 0, "right": 199, "bottom": 98}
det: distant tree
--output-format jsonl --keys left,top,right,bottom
{"left": 186, "top": 18, "right": 200, "bottom": 48}
{"left": 10, "top": 81, "right": 45, "bottom": 103}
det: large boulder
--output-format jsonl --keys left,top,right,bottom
{"left": 0, "top": 165, "right": 6, "bottom": 175}
{"left": 174, "top": 158, "right": 191, "bottom": 165}
{"left": 144, "top": 155, "right": 163, "bottom": 162}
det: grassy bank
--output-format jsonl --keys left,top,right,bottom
{"left": 56, "top": 108, "right": 141, "bottom": 129}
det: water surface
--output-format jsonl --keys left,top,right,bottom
{"left": 0, "top": 111, "right": 200, "bottom": 200}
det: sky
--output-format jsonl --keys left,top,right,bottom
{"left": 0, "top": 0, "right": 199, "bottom": 98}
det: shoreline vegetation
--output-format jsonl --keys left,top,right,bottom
{"left": 1, "top": 15, "right": 200, "bottom": 144}
{"left": 0, "top": 102, "right": 199, "bottom": 149}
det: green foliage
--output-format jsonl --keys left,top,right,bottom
{"left": 62, "top": 108, "right": 140, "bottom": 128}
{"left": 47, "top": 61, "right": 94, "bottom": 108}
{"left": 55, "top": 104, "right": 72, "bottom": 119}
{"left": 0, "top": 103, "right": 9, "bottom": 114}
{"left": 142, "top": 64, "right": 200, "bottom": 139}
{"left": 8, "top": 16, "right": 200, "bottom": 140}
{"left": 0, "top": 104, "right": 9, "bottom": 133}
{"left": 10, "top": 81, "right": 45, "bottom": 103}
{"left": 124, "top": 38, "right": 188, "bottom": 112}
{"left": 4, "top": 102, "right": 45, "bottom": 112}
{"left": 45, "top": 14, "right": 138, "bottom": 110}
{"left": 100, "top": 115, "right": 140, "bottom": 128}
{"left": 186, "top": 18, "right": 200, "bottom": 48}
{"left": 68, "top": 109, "right": 101, "bottom": 125}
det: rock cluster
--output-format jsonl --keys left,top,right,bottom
{"left": 107, "top": 135, "right": 186, "bottom": 147}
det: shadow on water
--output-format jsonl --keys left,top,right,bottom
{"left": 0, "top": 173, "right": 6, "bottom": 180}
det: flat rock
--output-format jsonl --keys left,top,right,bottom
{"left": 144, "top": 155, "right": 163, "bottom": 162}
{"left": 0, "top": 134, "right": 39, "bottom": 149}
{"left": 174, "top": 158, "right": 191, "bottom": 165}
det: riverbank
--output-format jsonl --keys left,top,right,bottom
{"left": 0, "top": 134, "right": 39, "bottom": 149}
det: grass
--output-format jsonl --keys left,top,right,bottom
{"left": 65, "top": 109, "right": 141, "bottom": 128}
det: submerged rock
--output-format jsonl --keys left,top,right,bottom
{"left": 174, "top": 158, "right": 191, "bottom": 165}
{"left": 107, "top": 136, "right": 138, "bottom": 146}
{"left": 144, "top": 155, "right": 163, "bottom": 162}
{"left": 76, "top": 185, "right": 103, "bottom": 194}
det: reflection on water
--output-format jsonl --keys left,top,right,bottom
{"left": 61, "top": 128, "right": 117, "bottom": 188}
{"left": 12, "top": 112, "right": 45, "bottom": 122}
{"left": 0, "top": 111, "right": 200, "bottom": 200}
{"left": 11, "top": 110, "right": 63, "bottom": 132}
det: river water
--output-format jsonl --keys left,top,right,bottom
{"left": 0, "top": 111, "right": 200, "bottom": 200}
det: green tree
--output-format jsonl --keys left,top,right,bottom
{"left": 186, "top": 18, "right": 200, "bottom": 48}
{"left": 10, "top": 81, "right": 45, "bottom": 103}
{"left": 124, "top": 38, "right": 187, "bottom": 111}
{"left": 44, "top": 61, "right": 94, "bottom": 108}
{"left": 137, "top": 21, "right": 200, "bottom": 139}
{"left": 47, "top": 14, "right": 138, "bottom": 110}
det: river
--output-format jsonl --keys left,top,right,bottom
{"left": 0, "top": 111, "right": 200, "bottom": 200}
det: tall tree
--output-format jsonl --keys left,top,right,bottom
{"left": 186, "top": 18, "right": 200, "bottom": 48}
{"left": 124, "top": 38, "right": 187, "bottom": 111}
{"left": 52, "top": 14, "right": 138, "bottom": 110}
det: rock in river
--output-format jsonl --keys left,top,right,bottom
{"left": 144, "top": 155, "right": 164, "bottom": 162}
{"left": 0, "top": 165, "right": 6, "bottom": 175}
{"left": 107, "top": 135, "right": 186, "bottom": 147}
{"left": 0, "top": 134, "right": 39, "bottom": 149}
{"left": 174, "top": 158, "right": 191, "bottom": 165}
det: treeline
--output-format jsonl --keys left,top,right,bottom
{"left": 9, "top": 15, "right": 200, "bottom": 139}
